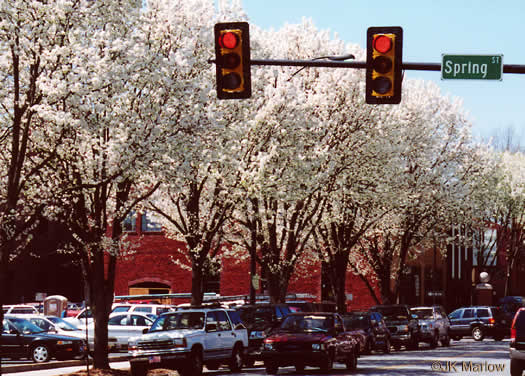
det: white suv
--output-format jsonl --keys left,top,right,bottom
{"left": 128, "top": 308, "right": 248, "bottom": 376}
{"left": 3, "top": 305, "right": 40, "bottom": 316}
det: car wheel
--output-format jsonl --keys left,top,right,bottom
{"left": 130, "top": 362, "right": 148, "bottom": 376}
{"left": 430, "top": 332, "right": 438, "bottom": 348}
{"left": 265, "top": 361, "right": 279, "bottom": 374}
{"left": 320, "top": 352, "right": 334, "bottom": 372}
{"left": 452, "top": 335, "right": 462, "bottom": 341}
{"left": 441, "top": 333, "right": 451, "bottom": 347}
{"left": 363, "top": 339, "right": 372, "bottom": 355}
{"left": 185, "top": 348, "right": 203, "bottom": 376}
{"left": 31, "top": 344, "right": 51, "bottom": 363}
{"left": 206, "top": 361, "right": 220, "bottom": 370}
{"left": 346, "top": 349, "right": 357, "bottom": 370}
{"left": 229, "top": 344, "right": 243, "bottom": 372}
{"left": 383, "top": 338, "right": 391, "bottom": 354}
{"left": 244, "top": 358, "right": 255, "bottom": 368}
{"left": 394, "top": 344, "right": 401, "bottom": 351}
{"left": 510, "top": 358, "right": 525, "bottom": 376}
{"left": 407, "top": 332, "right": 419, "bottom": 350}
{"left": 493, "top": 335, "right": 504, "bottom": 341}
{"left": 471, "top": 326, "right": 485, "bottom": 341}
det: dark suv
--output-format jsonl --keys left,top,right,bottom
{"left": 236, "top": 304, "right": 293, "bottom": 367}
{"left": 370, "top": 304, "right": 420, "bottom": 350}
{"left": 448, "top": 306, "right": 507, "bottom": 341}
{"left": 510, "top": 308, "right": 525, "bottom": 376}
{"left": 410, "top": 306, "right": 451, "bottom": 347}
{"left": 343, "top": 311, "right": 391, "bottom": 354}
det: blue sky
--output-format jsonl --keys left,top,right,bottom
{"left": 241, "top": 0, "right": 525, "bottom": 146}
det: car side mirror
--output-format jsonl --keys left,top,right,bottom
{"left": 142, "top": 328, "right": 149, "bottom": 334}
{"left": 206, "top": 323, "right": 217, "bottom": 332}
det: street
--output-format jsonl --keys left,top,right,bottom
{"left": 5, "top": 339, "right": 511, "bottom": 376}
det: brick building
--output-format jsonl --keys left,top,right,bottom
{"left": 114, "top": 212, "right": 378, "bottom": 311}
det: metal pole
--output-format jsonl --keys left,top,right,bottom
{"left": 236, "top": 59, "right": 525, "bottom": 74}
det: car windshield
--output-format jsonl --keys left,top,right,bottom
{"left": 411, "top": 309, "right": 433, "bottom": 319}
{"left": 46, "top": 317, "right": 81, "bottom": 331}
{"left": 343, "top": 315, "right": 369, "bottom": 330}
{"left": 150, "top": 312, "right": 205, "bottom": 332}
{"left": 5, "top": 317, "right": 45, "bottom": 334}
{"left": 280, "top": 315, "right": 332, "bottom": 333}
{"left": 374, "top": 306, "right": 408, "bottom": 320}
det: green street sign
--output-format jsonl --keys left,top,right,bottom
{"left": 442, "top": 54, "right": 503, "bottom": 80}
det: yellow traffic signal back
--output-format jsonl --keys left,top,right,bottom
{"left": 214, "top": 22, "right": 251, "bottom": 99}
{"left": 366, "top": 26, "right": 403, "bottom": 104}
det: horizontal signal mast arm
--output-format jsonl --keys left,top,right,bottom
{"left": 209, "top": 58, "right": 525, "bottom": 74}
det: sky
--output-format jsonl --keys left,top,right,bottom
{"left": 240, "top": 0, "right": 525, "bottom": 146}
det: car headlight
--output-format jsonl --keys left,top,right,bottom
{"left": 397, "top": 325, "right": 408, "bottom": 332}
{"left": 264, "top": 342, "right": 274, "bottom": 351}
{"left": 250, "top": 331, "right": 265, "bottom": 339}
{"left": 172, "top": 338, "right": 187, "bottom": 348}
{"left": 57, "top": 340, "right": 74, "bottom": 345}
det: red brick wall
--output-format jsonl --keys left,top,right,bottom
{"left": 115, "top": 232, "right": 379, "bottom": 309}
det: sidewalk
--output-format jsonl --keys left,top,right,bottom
{"left": 1, "top": 354, "right": 129, "bottom": 374}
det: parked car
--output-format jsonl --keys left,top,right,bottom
{"left": 448, "top": 306, "right": 507, "bottom": 341}
{"left": 62, "top": 307, "right": 93, "bottom": 327}
{"left": 2, "top": 305, "right": 40, "bottom": 316}
{"left": 261, "top": 312, "right": 358, "bottom": 374}
{"left": 1, "top": 316, "right": 86, "bottom": 362}
{"left": 236, "top": 303, "right": 293, "bottom": 367}
{"left": 510, "top": 307, "right": 525, "bottom": 376}
{"left": 112, "top": 303, "right": 175, "bottom": 317}
{"left": 410, "top": 306, "right": 451, "bottom": 347}
{"left": 501, "top": 296, "right": 525, "bottom": 325}
{"left": 128, "top": 308, "right": 248, "bottom": 376}
{"left": 23, "top": 315, "right": 85, "bottom": 340}
{"left": 79, "top": 312, "right": 154, "bottom": 352}
{"left": 343, "top": 311, "right": 391, "bottom": 354}
{"left": 370, "top": 304, "right": 420, "bottom": 350}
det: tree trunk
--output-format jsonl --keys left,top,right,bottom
{"left": 333, "top": 259, "right": 348, "bottom": 314}
{"left": 191, "top": 262, "right": 204, "bottom": 306}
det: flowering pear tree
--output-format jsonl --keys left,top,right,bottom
{"left": 345, "top": 81, "right": 488, "bottom": 304}
{"left": 0, "top": 0, "right": 90, "bottom": 341}
{"left": 227, "top": 21, "right": 366, "bottom": 303}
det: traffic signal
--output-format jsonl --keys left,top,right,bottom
{"left": 366, "top": 27, "right": 403, "bottom": 104}
{"left": 214, "top": 22, "right": 251, "bottom": 99}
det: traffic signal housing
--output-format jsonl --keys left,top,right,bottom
{"left": 214, "top": 22, "right": 251, "bottom": 99}
{"left": 366, "top": 26, "right": 403, "bottom": 104}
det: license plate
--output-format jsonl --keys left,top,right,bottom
{"left": 149, "top": 355, "right": 161, "bottom": 364}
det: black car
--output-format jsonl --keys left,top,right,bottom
{"left": 236, "top": 304, "right": 293, "bottom": 367}
{"left": 510, "top": 308, "right": 525, "bottom": 376}
{"left": 370, "top": 304, "right": 420, "bottom": 350}
{"left": 448, "top": 306, "right": 507, "bottom": 341}
{"left": 261, "top": 312, "right": 358, "bottom": 374}
{"left": 343, "top": 311, "right": 391, "bottom": 354}
{"left": 2, "top": 316, "right": 86, "bottom": 362}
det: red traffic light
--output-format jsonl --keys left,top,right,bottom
{"left": 219, "top": 32, "right": 239, "bottom": 49}
{"left": 373, "top": 35, "right": 392, "bottom": 54}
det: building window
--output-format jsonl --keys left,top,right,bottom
{"left": 141, "top": 212, "right": 162, "bottom": 233}
{"left": 123, "top": 211, "right": 137, "bottom": 232}
{"left": 472, "top": 228, "right": 497, "bottom": 267}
